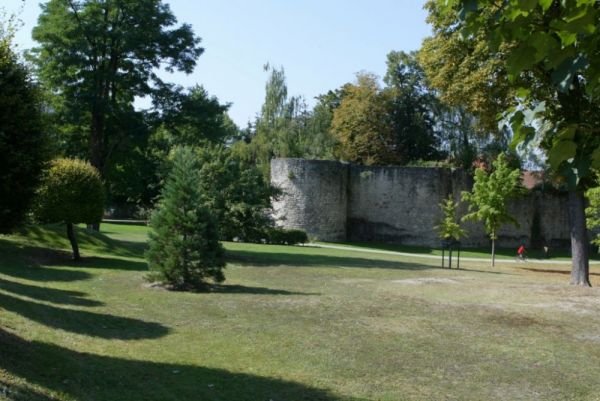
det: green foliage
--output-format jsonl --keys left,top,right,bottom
{"left": 0, "top": 29, "right": 47, "bottom": 233}
{"left": 419, "top": 2, "right": 515, "bottom": 137}
{"left": 103, "top": 85, "right": 237, "bottom": 214}
{"left": 265, "top": 228, "right": 308, "bottom": 245}
{"left": 33, "top": 158, "right": 104, "bottom": 260}
{"left": 437, "top": 0, "right": 600, "bottom": 190}
{"left": 30, "top": 0, "right": 203, "bottom": 178}
{"left": 194, "top": 145, "right": 277, "bottom": 242}
{"left": 331, "top": 73, "right": 397, "bottom": 165}
{"left": 586, "top": 179, "right": 600, "bottom": 247}
{"left": 462, "top": 154, "right": 523, "bottom": 240}
{"left": 331, "top": 54, "right": 446, "bottom": 166}
{"left": 384, "top": 51, "right": 444, "bottom": 164}
{"left": 146, "top": 147, "right": 225, "bottom": 288}
{"left": 419, "top": 1, "right": 539, "bottom": 171}
{"left": 435, "top": 197, "right": 466, "bottom": 241}
{"left": 242, "top": 65, "right": 338, "bottom": 177}
{"left": 160, "top": 85, "right": 238, "bottom": 146}
{"left": 33, "top": 158, "right": 105, "bottom": 225}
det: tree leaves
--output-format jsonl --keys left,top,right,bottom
{"left": 539, "top": 0, "right": 553, "bottom": 12}
{"left": 435, "top": 0, "right": 600, "bottom": 191}
{"left": 461, "top": 154, "right": 522, "bottom": 240}
{"left": 551, "top": 54, "right": 589, "bottom": 92}
{"left": 592, "top": 147, "right": 600, "bottom": 169}
{"left": 548, "top": 140, "right": 577, "bottom": 168}
{"left": 507, "top": 45, "right": 537, "bottom": 79}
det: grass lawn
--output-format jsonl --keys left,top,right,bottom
{"left": 323, "top": 241, "right": 600, "bottom": 261}
{"left": 1, "top": 223, "right": 600, "bottom": 401}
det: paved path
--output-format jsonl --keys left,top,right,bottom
{"left": 308, "top": 243, "right": 600, "bottom": 266}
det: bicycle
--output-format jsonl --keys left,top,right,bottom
{"left": 515, "top": 253, "right": 528, "bottom": 262}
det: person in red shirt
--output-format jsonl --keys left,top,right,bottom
{"left": 517, "top": 245, "right": 527, "bottom": 260}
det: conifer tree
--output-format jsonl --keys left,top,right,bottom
{"left": 0, "top": 21, "right": 47, "bottom": 233}
{"left": 146, "top": 147, "right": 225, "bottom": 288}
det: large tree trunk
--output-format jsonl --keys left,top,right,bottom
{"left": 66, "top": 222, "right": 81, "bottom": 261}
{"left": 568, "top": 190, "right": 591, "bottom": 286}
{"left": 89, "top": 109, "right": 105, "bottom": 232}
{"left": 90, "top": 109, "right": 105, "bottom": 176}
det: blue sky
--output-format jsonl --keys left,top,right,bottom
{"left": 7, "top": 0, "right": 431, "bottom": 127}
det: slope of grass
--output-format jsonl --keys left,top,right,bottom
{"left": 1, "top": 223, "right": 600, "bottom": 400}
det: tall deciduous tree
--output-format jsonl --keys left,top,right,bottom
{"left": 159, "top": 85, "right": 238, "bottom": 146}
{"left": 433, "top": 0, "right": 600, "bottom": 286}
{"left": 462, "top": 154, "right": 523, "bottom": 267}
{"left": 418, "top": 2, "right": 515, "bottom": 136}
{"left": 384, "top": 51, "right": 443, "bottom": 164}
{"left": 331, "top": 73, "right": 397, "bottom": 165}
{"left": 239, "top": 64, "right": 338, "bottom": 177}
{"left": 31, "top": 0, "right": 203, "bottom": 178}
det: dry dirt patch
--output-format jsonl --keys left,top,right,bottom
{"left": 392, "top": 277, "right": 460, "bottom": 285}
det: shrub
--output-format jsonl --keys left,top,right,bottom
{"left": 146, "top": 147, "right": 225, "bottom": 289}
{"left": 586, "top": 182, "right": 600, "bottom": 248}
{"left": 33, "top": 159, "right": 105, "bottom": 260}
{"left": 265, "top": 228, "right": 308, "bottom": 245}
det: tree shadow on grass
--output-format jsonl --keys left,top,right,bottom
{"left": 0, "top": 328, "right": 352, "bottom": 401}
{"left": 64, "top": 255, "right": 148, "bottom": 271}
{"left": 0, "top": 237, "right": 147, "bottom": 276}
{"left": 0, "top": 277, "right": 103, "bottom": 307}
{"left": 227, "top": 249, "right": 509, "bottom": 275}
{"left": 18, "top": 224, "right": 146, "bottom": 259}
{"left": 0, "top": 379, "right": 57, "bottom": 401}
{"left": 0, "top": 292, "right": 168, "bottom": 340}
{"left": 205, "top": 284, "right": 320, "bottom": 296}
{"left": 0, "top": 241, "right": 93, "bottom": 283}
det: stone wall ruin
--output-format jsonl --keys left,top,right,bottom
{"left": 271, "top": 158, "right": 570, "bottom": 248}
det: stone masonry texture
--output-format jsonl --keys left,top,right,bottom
{"left": 271, "top": 158, "right": 570, "bottom": 248}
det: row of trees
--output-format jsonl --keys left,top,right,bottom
{"left": 9, "top": 0, "right": 522, "bottom": 222}
{"left": 240, "top": 52, "right": 512, "bottom": 176}
{"left": 2, "top": 0, "right": 599, "bottom": 287}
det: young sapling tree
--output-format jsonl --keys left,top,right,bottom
{"left": 462, "top": 154, "right": 523, "bottom": 267}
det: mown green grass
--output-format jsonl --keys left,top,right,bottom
{"left": 1, "top": 223, "right": 600, "bottom": 401}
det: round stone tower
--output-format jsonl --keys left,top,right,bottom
{"left": 270, "top": 158, "right": 348, "bottom": 241}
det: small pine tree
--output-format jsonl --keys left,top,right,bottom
{"left": 146, "top": 147, "right": 225, "bottom": 289}
{"left": 435, "top": 197, "right": 466, "bottom": 242}
{"left": 462, "top": 154, "right": 523, "bottom": 267}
